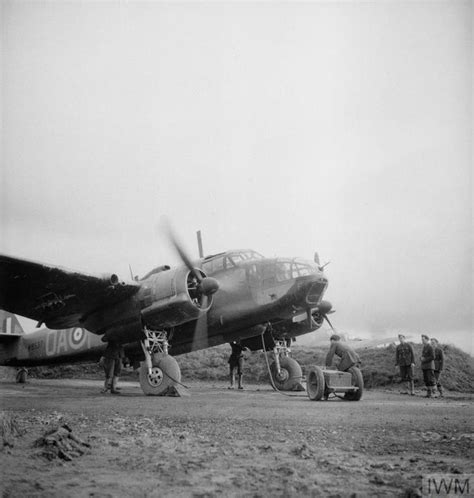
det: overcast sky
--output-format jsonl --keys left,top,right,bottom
{"left": 1, "top": 1, "right": 472, "bottom": 352}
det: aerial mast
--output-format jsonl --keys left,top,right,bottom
{"left": 196, "top": 230, "right": 204, "bottom": 258}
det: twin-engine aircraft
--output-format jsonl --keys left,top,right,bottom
{"left": 0, "top": 236, "right": 333, "bottom": 395}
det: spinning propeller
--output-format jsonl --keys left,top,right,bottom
{"left": 166, "top": 224, "right": 219, "bottom": 351}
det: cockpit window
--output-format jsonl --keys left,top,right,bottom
{"left": 202, "top": 257, "right": 225, "bottom": 274}
{"left": 202, "top": 250, "right": 264, "bottom": 274}
{"left": 229, "top": 250, "right": 264, "bottom": 262}
{"left": 213, "top": 257, "right": 225, "bottom": 272}
{"left": 293, "top": 263, "right": 312, "bottom": 277}
{"left": 274, "top": 259, "right": 318, "bottom": 282}
{"left": 228, "top": 253, "right": 245, "bottom": 265}
{"left": 276, "top": 262, "right": 292, "bottom": 282}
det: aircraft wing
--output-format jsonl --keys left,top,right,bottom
{"left": 0, "top": 255, "right": 140, "bottom": 329}
{"left": 0, "top": 333, "right": 22, "bottom": 343}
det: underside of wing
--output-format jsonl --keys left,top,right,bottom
{"left": 0, "top": 255, "right": 140, "bottom": 329}
{"left": 0, "top": 333, "right": 22, "bottom": 342}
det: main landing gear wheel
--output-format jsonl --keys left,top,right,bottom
{"left": 344, "top": 366, "right": 364, "bottom": 401}
{"left": 139, "top": 353, "right": 181, "bottom": 396}
{"left": 270, "top": 357, "right": 304, "bottom": 391}
{"left": 306, "top": 366, "right": 325, "bottom": 401}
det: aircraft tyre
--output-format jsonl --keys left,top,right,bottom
{"left": 139, "top": 353, "right": 181, "bottom": 396}
{"left": 306, "top": 366, "right": 325, "bottom": 401}
{"left": 270, "top": 357, "right": 303, "bottom": 391}
{"left": 16, "top": 368, "right": 28, "bottom": 384}
{"left": 344, "top": 366, "right": 364, "bottom": 401}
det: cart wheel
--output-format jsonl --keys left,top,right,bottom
{"left": 306, "top": 366, "right": 325, "bottom": 401}
{"left": 344, "top": 366, "right": 364, "bottom": 401}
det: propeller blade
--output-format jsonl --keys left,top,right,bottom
{"left": 165, "top": 222, "right": 203, "bottom": 282}
{"left": 324, "top": 314, "right": 336, "bottom": 332}
{"left": 192, "top": 295, "right": 209, "bottom": 352}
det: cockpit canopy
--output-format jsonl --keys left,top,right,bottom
{"left": 273, "top": 258, "right": 319, "bottom": 282}
{"left": 201, "top": 249, "right": 264, "bottom": 274}
{"left": 249, "top": 258, "right": 319, "bottom": 289}
{"left": 201, "top": 251, "right": 319, "bottom": 285}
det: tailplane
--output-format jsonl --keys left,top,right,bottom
{"left": 0, "top": 310, "right": 25, "bottom": 336}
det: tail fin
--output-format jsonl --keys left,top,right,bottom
{"left": 0, "top": 310, "right": 25, "bottom": 336}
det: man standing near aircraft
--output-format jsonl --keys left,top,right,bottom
{"left": 395, "top": 334, "right": 415, "bottom": 395}
{"left": 431, "top": 338, "right": 444, "bottom": 397}
{"left": 325, "top": 335, "right": 360, "bottom": 372}
{"left": 228, "top": 340, "right": 249, "bottom": 390}
{"left": 420, "top": 334, "right": 436, "bottom": 398}
{"left": 101, "top": 340, "right": 124, "bottom": 395}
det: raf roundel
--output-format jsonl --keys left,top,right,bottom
{"left": 70, "top": 327, "right": 86, "bottom": 347}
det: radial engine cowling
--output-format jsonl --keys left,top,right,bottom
{"left": 139, "top": 266, "right": 214, "bottom": 328}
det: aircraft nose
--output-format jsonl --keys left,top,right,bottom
{"left": 306, "top": 278, "right": 328, "bottom": 305}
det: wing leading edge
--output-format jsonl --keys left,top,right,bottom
{"left": 0, "top": 255, "right": 140, "bottom": 330}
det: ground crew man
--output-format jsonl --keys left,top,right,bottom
{"left": 431, "top": 338, "right": 444, "bottom": 397}
{"left": 100, "top": 340, "right": 124, "bottom": 394}
{"left": 420, "top": 334, "right": 435, "bottom": 398}
{"left": 325, "top": 335, "right": 361, "bottom": 372}
{"left": 395, "top": 334, "right": 415, "bottom": 395}
{"left": 228, "top": 340, "right": 249, "bottom": 390}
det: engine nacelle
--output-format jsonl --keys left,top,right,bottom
{"left": 100, "top": 273, "right": 121, "bottom": 286}
{"left": 139, "top": 266, "right": 211, "bottom": 328}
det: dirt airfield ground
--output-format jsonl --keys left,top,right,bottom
{"left": 0, "top": 378, "right": 473, "bottom": 498}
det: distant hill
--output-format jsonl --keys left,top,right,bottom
{"left": 26, "top": 343, "right": 474, "bottom": 393}
{"left": 355, "top": 343, "right": 473, "bottom": 392}
{"left": 177, "top": 343, "right": 474, "bottom": 392}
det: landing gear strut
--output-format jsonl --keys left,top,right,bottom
{"left": 139, "top": 328, "right": 182, "bottom": 396}
{"left": 269, "top": 340, "right": 304, "bottom": 391}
